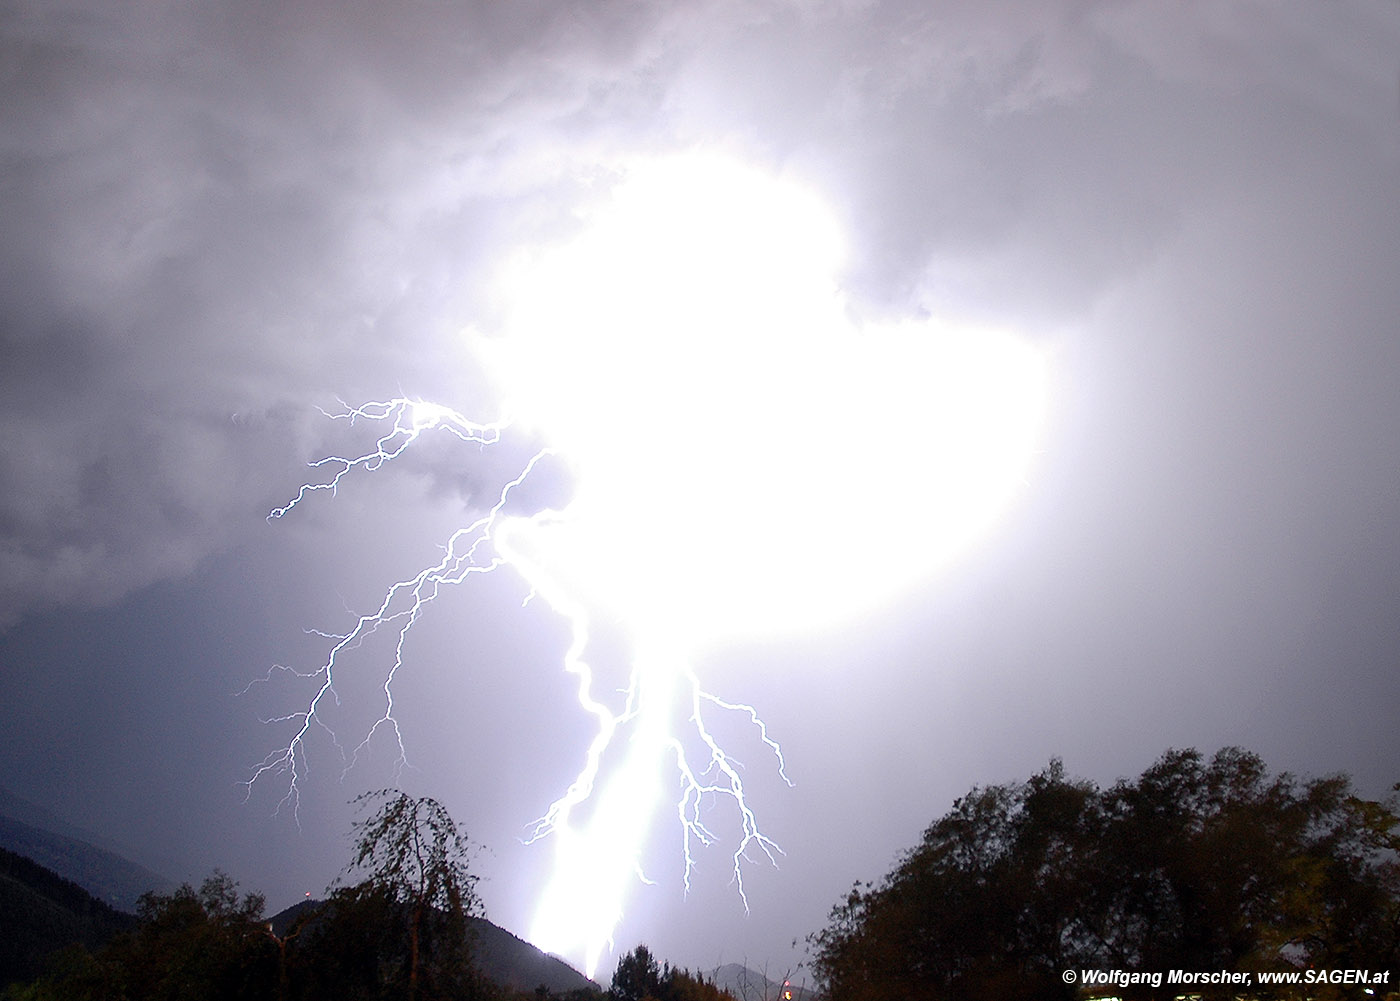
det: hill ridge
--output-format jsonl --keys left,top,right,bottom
{"left": 0, "top": 812, "right": 173, "bottom": 911}
{"left": 266, "top": 899, "right": 598, "bottom": 994}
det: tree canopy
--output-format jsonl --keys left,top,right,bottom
{"left": 606, "top": 945, "right": 734, "bottom": 1001}
{"left": 4, "top": 871, "right": 278, "bottom": 1001}
{"left": 810, "top": 748, "right": 1400, "bottom": 1001}
{"left": 299, "top": 789, "right": 485, "bottom": 1001}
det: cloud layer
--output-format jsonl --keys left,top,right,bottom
{"left": 4, "top": 0, "right": 1395, "bottom": 626}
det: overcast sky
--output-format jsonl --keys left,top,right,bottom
{"left": 2, "top": 0, "right": 1399, "bottom": 983}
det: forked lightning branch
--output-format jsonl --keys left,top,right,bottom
{"left": 245, "top": 396, "right": 791, "bottom": 977}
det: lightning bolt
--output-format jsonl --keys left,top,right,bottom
{"left": 243, "top": 151, "right": 1047, "bottom": 979}
{"left": 245, "top": 396, "right": 790, "bottom": 976}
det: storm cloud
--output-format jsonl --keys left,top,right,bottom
{"left": 2, "top": 0, "right": 1398, "bottom": 977}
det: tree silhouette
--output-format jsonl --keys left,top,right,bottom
{"left": 607, "top": 945, "right": 736, "bottom": 1001}
{"left": 330, "top": 789, "right": 483, "bottom": 1001}
{"left": 811, "top": 748, "right": 1400, "bottom": 1001}
{"left": 609, "top": 945, "right": 662, "bottom": 1001}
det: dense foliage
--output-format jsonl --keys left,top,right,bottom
{"left": 4, "top": 872, "right": 279, "bottom": 1001}
{"left": 810, "top": 748, "right": 1400, "bottom": 1001}
{"left": 607, "top": 945, "right": 735, "bottom": 1001}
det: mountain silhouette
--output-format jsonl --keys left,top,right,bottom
{"left": 0, "top": 845, "right": 137, "bottom": 985}
{"left": 0, "top": 810, "right": 173, "bottom": 912}
{"left": 267, "top": 898, "right": 597, "bottom": 993}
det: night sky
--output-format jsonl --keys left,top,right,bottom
{"left": 3, "top": 0, "right": 1399, "bottom": 983}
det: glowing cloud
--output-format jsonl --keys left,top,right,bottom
{"left": 487, "top": 152, "right": 1047, "bottom": 640}
{"left": 252, "top": 150, "right": 1047, "bottom": 977}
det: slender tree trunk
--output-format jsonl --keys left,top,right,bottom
{"left": 409, "top": 900, "right": 421, "bottom": 1001}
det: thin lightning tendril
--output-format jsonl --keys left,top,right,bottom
{"left": 245, "top": 396, "right": 789, "bottom": 968}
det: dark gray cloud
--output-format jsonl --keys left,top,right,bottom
{"left": 0, "top": 0, "right": 674, "bottom": 623}
{"left": 2, "top": 0, "right": 1398, "bottom": 978}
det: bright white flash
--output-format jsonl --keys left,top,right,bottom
{"left": 487, "top": 154, "right": 1045, "bottom": 638}
{"left": 248, "top": 152, "right": 1047, "bottom": 977}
